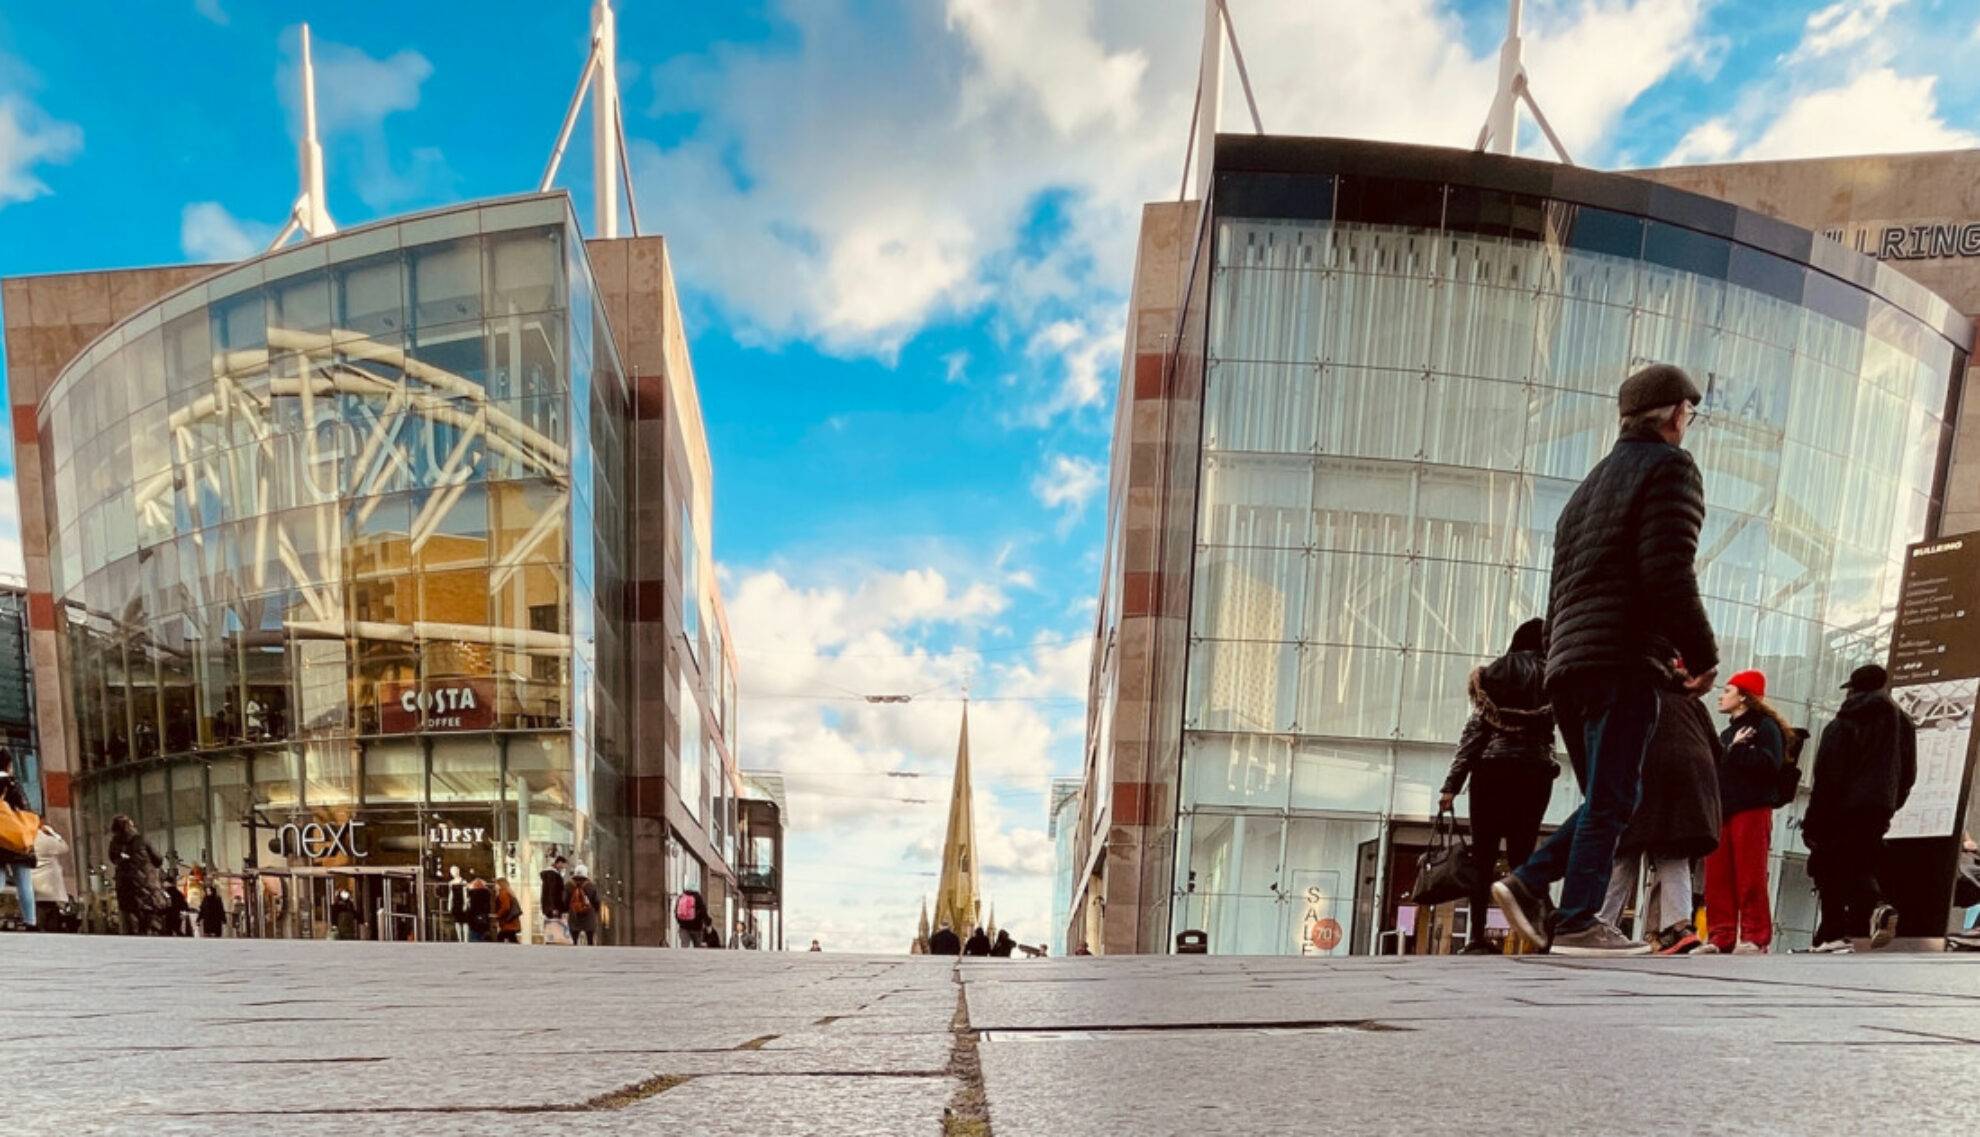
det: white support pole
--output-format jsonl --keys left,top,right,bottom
{"left": 1480, "top": 0, "right": 1523, "bottom": 155}
{"left": 1193, "top": 0, "right": 1224, "bottom": 200}
{"left": 591, "top": 0, "right": 620, "bottom": 239}
{"left": 539, "top": 45, "right": 600, "bottom": 193}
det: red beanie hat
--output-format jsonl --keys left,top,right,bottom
{"left": 1728, "top": 670, "right": 1766, "bottom": 699}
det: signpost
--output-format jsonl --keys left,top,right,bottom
{"left": 1881, "top": 537, "right": 1980, "bottom": 941}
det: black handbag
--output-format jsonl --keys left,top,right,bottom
{"left": 1410, "top": 809, "right": 1478, "bottom": 906}
{"left": 1955, "top": 854, "right": 1980, "bottom": 910}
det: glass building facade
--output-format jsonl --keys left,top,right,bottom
{"left": 1159, "top": 139, "right": 1970, "bottom": 956}
{"left": 38, "top": 195, "right": 635, "bottom": 938}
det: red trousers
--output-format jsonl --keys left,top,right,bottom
{"left": 1705, "top": 807, "right": 1772, "bottom": 949}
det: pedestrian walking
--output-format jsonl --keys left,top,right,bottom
{"left": 675, "top": 889, "right": 706, "bottom": 948}
{"left": 167, "top": 882, "right": 194, "bottom": 937}
{"left": 330, "top": 888, "right": 360, "bottom": 940}
{"left": 1599, "top": 666, "right": 1721, "bottom": 955}
{"left": 465, "top": 877, "right": 492, "bottom": 942}
{"left": 1493, "top": 363, "right": 1719, "bottom": 957}
{"left": 540, "top": 855, "right": 568, "bottom": 920}
{"left": 0, "top": 750, "right": 40, "bottom": 931}
{"left": 492, "top": 879, "right": 523, "bottom": 944}
{"left": 108, "top": 814, "right": 169, "bottom": 936}
{"left": 198, "top": 887, "right": 226, "bottom": 938}
{"left": 1439, "top": 618, "right": 1557, "bottom": 954}
{"left": 565, "top": 865, "right": 600, "bottom": 946}
{"left": 1804, "top": 664, "right": 1917, "bottom": 953}
{"left": 1695, "top": 670, "right": 1788, "bottom": 955}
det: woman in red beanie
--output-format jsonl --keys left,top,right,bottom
{"left": 1698, "top": 670, "right": 1789, "bottom": 954}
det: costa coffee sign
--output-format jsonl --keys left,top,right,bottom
{"left": 380, "top": 679, "right": 496, "bottom": 732}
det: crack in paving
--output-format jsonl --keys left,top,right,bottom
{"left": 943, "top": 977, "right": 992, "bottom": 1137}
{"left": 154, "top": 1073, "right": 694, "bottom": 1117}
{"left": 975, "top": 1019, "right": 1411, "bottom": 1037}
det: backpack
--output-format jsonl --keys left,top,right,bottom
{"left": 676, "top": 892, "right": 700, "bottom": 923}
{"left": 1774, "top": 727, "right": 1810, "bottom": 807}
{"left": 569, "top": 882, "right": 593, "bottom": 916}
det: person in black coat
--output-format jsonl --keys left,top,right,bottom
{"left": 108, "top": 814, "right": 168, "bottom": 936}
{"left": 963, "top": 927, "right": 991, "bottom": 956}
{"left": 198, "top": 887, "right": 227, "bottom": 938}
{"left": 1599, "top": 668, "right": 1721, "bottom": 954}
{"left": 990, "top": 930, "right": 1016, "bottom": 958}
{"left": 539, "top": 855, "right": 568, "bottom": 922}
{"left": 1493, "top": 364, "right": 1719, "bottom": 958}
{"left": 1804, "top": 665, "right": 1918, "bottom": 951}
{"left": 465, "top": 877, "right": 492, "bottom": 943}
{"left": 1697, "top": 670, "right": 1788, "bottom": 954}
{"left": 1440, "top": 619, "right": 1558, "bottom": 954}
{"left": 928, "top": 924, "right": 962, "bottom": 955}
{"left": 0, "top": 750, "right": 39, "bottom": 931}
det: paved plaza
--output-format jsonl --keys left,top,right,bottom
{"left": 7, "top": 937, "right": 1980, "bottom": 1135}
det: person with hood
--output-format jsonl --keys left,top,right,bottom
{"left": 929, "top": 923, "right": 962, "bottom": 955}
{"left": 1696, "top": 670, "right": 1788, "bottom": 954}
{"left": 492, "top": 879, "right": 523, "bottom": 943}
{"left": 539, "top": 855, "right": 568, "bottom": 922}
{"left": 167, "top": 882, "right": 194, "bottom": 937}
{"left": 990, "top": 929, "right": 1016, "bottom": 958}
{"left": 108, "top": 814, "right": 167, "bottom": 936}
{"left": 199, "top": 886, "right": 227, "bottom": 938}
{"left": 1492, "top": 364, "right": 1719, "bottom": 957}
{"left": 565, "top": 865, "right": 601, "bottom": 946}
{"left": 330, "top": 888, "right": 360, "bottom": 940}
{"left": 465, "top": 876, "right": 492, "bottom": 942}
{"left": 1804, "top": 664, "right": 1918, "bottom": 952}
{"left": 1440, "top": 618, "right": 1558, "bottom": 954}
{"left": 964, "top": 926, "right": 991, "bottom": 956}
{"left": 0, "top": 749, "right": 39, "bottom": 931}
{"left": 1598, "top": 665, "right": 1721, "bottom": 955}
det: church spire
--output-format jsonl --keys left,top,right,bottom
{"left": 933, "top": 703, "right": 981, "bottom": 938}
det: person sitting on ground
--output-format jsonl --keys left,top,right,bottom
{"left": 928, "top": 922, "right": 961, "bottom": 956}
{"left": 1697, "top": 670, "right": 1789, "bottom": 955}
{"left": 990, "top": 929, "right": 1016, "bottom": 958}
{"left": 1598, "top": 662, "right": 1721, "bottom": 955}
{"left": 963, "top": 926, "right": 991, "bottom": 956}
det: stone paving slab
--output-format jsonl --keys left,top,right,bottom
{"left": 961, "top": 954, "right": 1980, "bottom": 1136}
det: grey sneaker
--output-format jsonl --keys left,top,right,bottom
{"left": 1550, "top": 921, "right": 1654, "bottom": 957}
{"left": 1732, "top": 941, "right": 1765, "bottom": 955}
{"left": 1491, "top": 875, "right": 1553, "bottom": 950}
{"left": 1810, "top": 940, "right": 1854, "bottom": 954}
{"left": 1870, "top": 904, "right": 1899, "bottom": 949}
{"left": 1692, "top": 943, "right": 1721, "bottom": 955}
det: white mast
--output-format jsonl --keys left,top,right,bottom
{"left": 268, "top": 23, "right": 337, "bottom": 251}
{"left": 591, "top": 0, "right": 620, "bottom": 239}
{"left": 1192, "top": 0, "right": 1224, "bottom": 200}
{"left": 1475, "top": 0, "right": 1573, "bottom": 164}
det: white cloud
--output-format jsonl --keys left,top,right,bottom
{"left": 0, "top": 477, "right": 22, "bottom": 586}
{"left": 1663, "top": 118, "right": 1738, "bottom": 165}
{"left": 180, "top": 202, "right": 279, "bottom": 262}
{"left": 0, "top": 93, "right": 81, "bottom": 209}
{"left": 1031, "top": 454, "right": 1105, "bottom": 515}
{"left": 724, "top": 560, "right": 1087, "bottom": 953}
{"left": 194, "top": 0, "right": 229, "bottom": 26}
{"left": 1789, "top": 0, "right": 1906, "bottom": 62}
{"left": 278, "top": 30, "right": 448, "bottom": 210}
{"left": 942, "top": 351, "right": 970, "bottom": 385}
{"left": 1662, "top": 68, "right": 1977, "bottom": 166}
{"left": 632, "top": 0, "right": 1707, "bottom": 378}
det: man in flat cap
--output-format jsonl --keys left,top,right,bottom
{"left": 1803, "top": 664, "right": 1917, "bottom": 952}
{"left": 1493, "top": 363, "right": 1719, "bottom": 956}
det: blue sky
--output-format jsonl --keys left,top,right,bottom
{"left": 3, "top": 0, "right": 1980, "bottom": 952}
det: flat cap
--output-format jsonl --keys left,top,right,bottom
{"left": 1618, "top": 363, "right": 1703, "bottom": 417}
{"left": 1842, "top": 664, "right": 1888, "bottom": 693}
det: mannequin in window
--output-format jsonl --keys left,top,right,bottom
{"left": 446, "top": 866, "right": 469, "bottom": 943}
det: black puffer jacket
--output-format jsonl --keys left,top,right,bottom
{"left": 1545, "top": 426, "right": 1718, "bottom": 692}
{"left": 1718, "top": 709, "right": 1785, "bottom": 820}
{"left": 1617, "top": 687, "right": 1721, "bottom": 859}
{"left": 1804, "top": 689, "right": 1918, "bottom": 844}
{"left": 1441, "top": 645, "right": 1556, "bottom": 796}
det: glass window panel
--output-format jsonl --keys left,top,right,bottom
{"left": 1305, "top": 554, "right": 1413, "bottom": 649}
{"left": 1192, "top": 546, "right": 1307, "bottom": 643}
{"left": 1203, "top": 361, "right": 1321, "bottom": 454}
{"left": 416, "top": 482, "right": 490, "bottom": 571}
{"left": 430, "top": 737, "right": 496, "bottom": 803}
{"left": 1429, "top": 279, "right": 1539, "bottom": 382}
{"left": 1186, "top": 639, "right": 1298, "bottom": 733}
{"left": 1526, "top": 390, "right": 1613, "bottom": 482}
{"left": 362, "top": 740, "right": 424, "bottom": 804}
{"left": 1289, "top": 738, "right": 1391, "bottom": 812}
{"left": 412, "top": 239, "right": 484, "bottom": 328}
{"left": 1396, "top": 649, "right": 1485, "bottom": 744}
{"left": 304, "top": 739, "right": 358, "bottom": 807}
{"left": 1280, "top": 816, "right": 1382, "bottom": 956}
{"left": 338, "top": 255, "right": 406, "bottom": 338}
{"left": 488, "top": 229, "right": 562, "bottom": 315}
{"left": 1411, "top": 559, "right": 1521, "bottom": 659}
{"left": 679, "top": 673, "right": 703, "bottom": 822}
{"left": 1536, "top": 293, "right": 1632, "bottom": 395}
{"left": 1297, "top": 642, "right": 1402, "bottom": 738}
{"left": 1420, "top": 374, "right": 1528, "bottom": 471}
{"left": 252, "top": 748, "right": 301, "bottom": 812}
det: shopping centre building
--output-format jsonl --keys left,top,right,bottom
{"left": 0, "top": 192, "right": 753, "bottom": 944}
{"left": 1066, "top": 134, "right": 1979, "bottom": 956}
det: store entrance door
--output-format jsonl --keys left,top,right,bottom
{"left": 291, "top": 869, "right": 418, "bottom": 941}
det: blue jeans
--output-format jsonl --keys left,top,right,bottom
{"left": 4, "top": 862, "right": 34, "bottom": 928}
{"left": 1513, "top": 677, "right": 1659, "bottom": 934}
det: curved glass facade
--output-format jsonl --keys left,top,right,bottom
{"left": 40, "top": 196, "right": 631, "bottom": 937}
{"left": 1175, "top": 163, "right": 1966, "bottom": 956}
